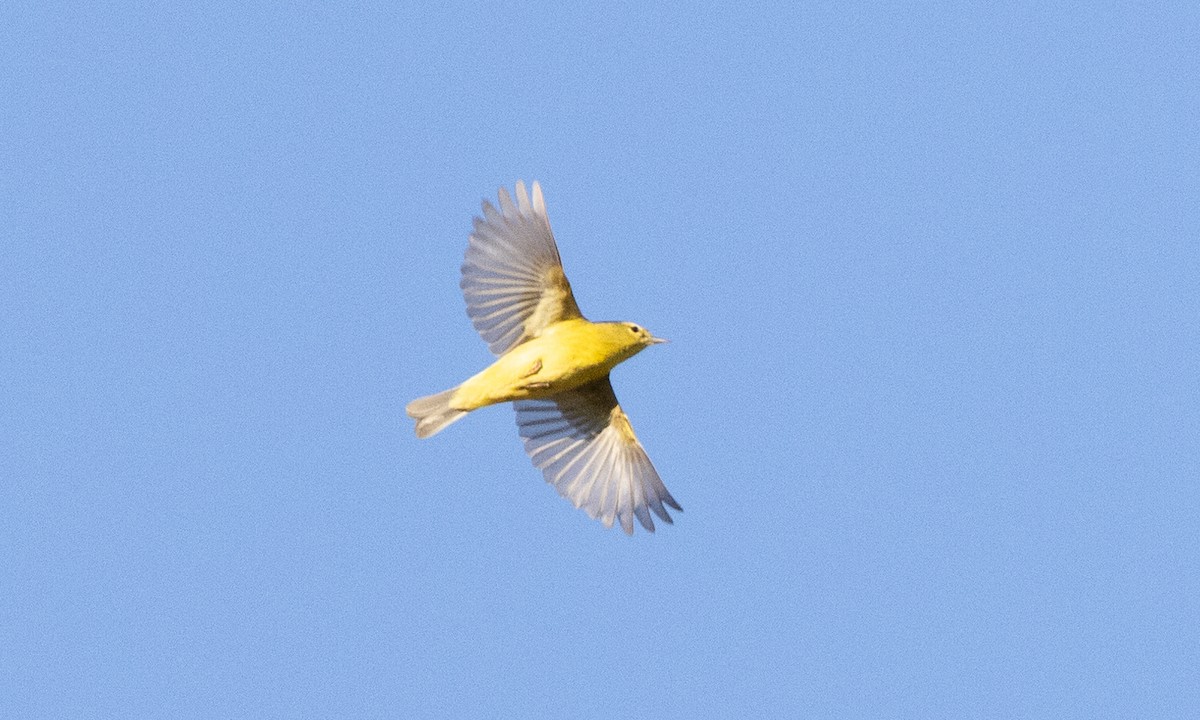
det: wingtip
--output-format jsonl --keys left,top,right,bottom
{"left": 531, "top": 181, "right": 546, "bottom": 216}
{"left": 496, "top": 186, "right": 516, "bottom": 217}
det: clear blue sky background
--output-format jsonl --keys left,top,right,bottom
{"left": 3, "top": 2, "right": 1197, "bottom": 718}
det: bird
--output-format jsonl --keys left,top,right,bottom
{"left": 406, "top": 181, "right": 681, "bottom": 534}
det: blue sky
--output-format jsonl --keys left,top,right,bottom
{"left": 3, "top": 2, "right": 1197, "bottom": 717}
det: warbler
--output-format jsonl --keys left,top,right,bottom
{"left": 407, "top": 181, "right": 681, "bottom": 534}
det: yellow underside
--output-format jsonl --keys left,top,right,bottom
{"left": 451, "top": 318, "right": 640, "bottom": 410}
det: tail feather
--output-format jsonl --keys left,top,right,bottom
{"left": 406, "top": 387, "right": 468, "bottom": 439}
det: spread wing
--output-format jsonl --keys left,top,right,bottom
{"left": 461, "top": 181, "right": 583, "bottom": 356}
{"left": 514, "top": 377, "right": 681, "bottom": 534}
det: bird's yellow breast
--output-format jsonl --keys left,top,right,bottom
{"left": 450, "top": 319, "right": 643, "bottom": 410}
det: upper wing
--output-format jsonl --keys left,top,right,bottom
{"left": 514, "top": 377, "right": 681, "bottom": 535}
{"left": 461, "top": 181, "right": 583, "bottom": 356}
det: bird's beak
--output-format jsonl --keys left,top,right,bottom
{"left": 649, "top": 335, "right": 669, "bottom": 345}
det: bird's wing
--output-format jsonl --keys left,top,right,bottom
{"left": 461, "top": 181, "right": 583, "bottom": 356}
{"left": 514, "top": 376, "right": 681, "bottom": 534}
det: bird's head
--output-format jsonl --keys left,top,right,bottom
{"left": 621, "top": 322, "right": 668, "bottom": 348}
{"left": 594, "top": 321, "right": 667, "bottom": 365}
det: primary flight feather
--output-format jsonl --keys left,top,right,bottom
{"left": 406, "top": 181, "right": 680, "bottom": 534}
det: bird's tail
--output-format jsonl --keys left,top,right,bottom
{"left": 406, "top": 387, "right": 468, "bottom": 439}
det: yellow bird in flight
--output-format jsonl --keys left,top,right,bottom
{"left": 407, "top": 181, "right": 681, "bottom": 534}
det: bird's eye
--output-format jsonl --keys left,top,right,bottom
{"left": 630, "top": 325, "right": 640, "bottom": 333}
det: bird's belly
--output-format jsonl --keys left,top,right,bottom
{"left": 451, "top": 341, "right": 615, "bottom": 410}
